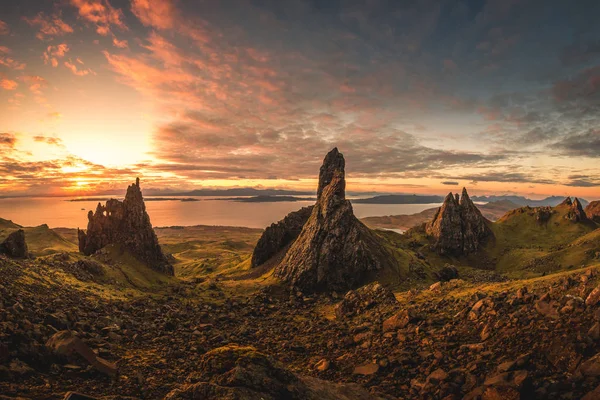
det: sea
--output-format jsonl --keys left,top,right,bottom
{"left": 0, "top": 196, "right": 441, "bottom": 230}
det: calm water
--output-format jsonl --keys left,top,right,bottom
{"left": 0, "top": 197, "right": 441, "bottom": 229}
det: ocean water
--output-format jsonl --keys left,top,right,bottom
{"left": 0, "top": 197, "right": 441, "bottom": 229}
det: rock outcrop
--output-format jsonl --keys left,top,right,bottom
{"left": 0, "top": 229, "right": 28, "bottom": 258}
{"left": 564, "top": 197, "right": 588, "bottom": 222}
{"left": 251, "top": 206, "right": 313, "bottom": 268}
{"left": 273, "top": 148, "right": 394, "bottom": 293}
{"left": 164, "top": 345, "right": 381, "bottom": 400}
{"left": 426, "top": 188, "right": 492, "bottom": 255}
{"left": 77, "top": 178, "right": 173, "bottom": 275}
{"left": 586, "top": 201, "right": 600, "bottom": 223}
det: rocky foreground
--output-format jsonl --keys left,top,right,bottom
{"left": 3, "top": 254, "right": 600, "bottom": 399}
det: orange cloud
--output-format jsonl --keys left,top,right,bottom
{"left": 112, "top": 37, "right": 128, "bottom": 48}
{"left": 0, "top": 46, "right": 26, "bottom": 70}
{"left": 69, "top": 0, "right": 127, "bottom": 36}
{"left": 43, "top": 44, "right": 70, "bottom": 67}
{"left": 0, "top": 79, "right": 18, "bottom": 90}
{"left": 23, "top": 12, "right": 73, "bottom": 40}
{"left": 64, "top": 60, "right": 93, "bottom": 76}
{"left": 131, "top": 0, "right": 176, "bottom": 30}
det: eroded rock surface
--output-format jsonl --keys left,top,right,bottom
{"left": 426, "top": 188, "right": 493, "bottom": 255}
{"left": 77, "top": 178, "right": 173, "bottom": 275}
{"left": 251, "top": 206, "right": 313, "bottom": 268}
{"left": 274, "top": 148, "right": 395, "bottom": 293}
{"left": 585, "top": 200, "right": 600, "bottom": 223}
{"left": 0, "top": 229, "right": 28, "bottom": 258}
{"left": 565, "top": 197, "right": 588, "bottom": 222}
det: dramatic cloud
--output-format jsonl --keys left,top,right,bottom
{"left": 64, "top": 60, "right": 93, "bottom": 76}
{"left": 33, "top": 135, "right": 64, "bottom": 146}
{"left": 0, "top": 133, "right": 16, "bottom": 148}
{"left": 0, "top": 46, "right": 26, "bottom": 70}
{"left": 43, "top": 44, "right": 70, "bottom": 67}
{"left": 441, "top": 181, "right": 459, "bottom": 186}
{"left": 23, "top": 12, "right": 73, "bottom": 40}
{"left": 0, "top": 79, "right": 17, "bottom": 90}
{"left": 552, "top": 130, "right": 600, "bottom": 158}
{"left": 69, "top": 0, "right": 127, "bottom": 36}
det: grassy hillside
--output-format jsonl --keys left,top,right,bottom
{"left": 0, "top": 224, "right": 78, "bottom": 256}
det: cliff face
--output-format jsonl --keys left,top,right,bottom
{"left": 586, "top": 201, "right": 600, "bottom": 223}
{"left": 426, "top": 188, "right": 492, "bottom": 255}
{"left": 251, "top": 206, "right": 313, "bottom": 268}
{"left": 78, "top": 178, "right": 173, "bottom": 275}
{"left": 273, "top": 148, "right": 393, "bottom": 293}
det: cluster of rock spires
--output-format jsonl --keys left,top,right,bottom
{"left": 425, "top": 188, "right": 493, "bottom": 255}
{"left": 0, "top": 229, "right": 28, "bottom": 258}
{"left": 252, "top": 148, "right": 394, "bottom": 293}
{"left": 77, "top": 178, "right": 173, "bottom": 275}
{"left": 562, "top": 197, "right": 589, "bottom": 222}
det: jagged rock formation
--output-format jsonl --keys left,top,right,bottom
{"left": 273, "top": 148, "right": 394, "bottom": 293}
{"left": 251, "top": 206, "right": 313, "bottom": 268}
{"left": 564, "top": 197, "right": 589, "bottom": 222}
{"left": 0, "top": 229, "right": 28, "bottom": 258}
{"left": 586, "top": 201, "right": 600, "bottom": 223}
{"left": 164, "top": 345, "right": 381, "bottom": 400}
{"left": 77, "top": 178, "right": 173, "bottom": 275}
{"left": 426, "top": 188, "right": 492, "bottom": 255}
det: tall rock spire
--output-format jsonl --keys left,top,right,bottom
{"left": 273, "top": 148, "right": 394, "bottom": 292}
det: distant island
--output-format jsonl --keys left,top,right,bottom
{"left": 353, "top": 194, "right": 444, "bottom": 204}
{"left": 168, "top": 188, "right": 313, "bottom": 197}
{"left": 220, "top": 195, "right": 316, "bottom": 203}
{"left": 68, "top": 197, "right": 200, "bottom": 202}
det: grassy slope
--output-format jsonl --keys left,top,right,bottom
{"left": 0, "top": 224, "right": 78, "bottom": 256}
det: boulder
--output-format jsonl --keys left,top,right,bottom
{"left": 46, "top": 330, "right": 117, "bottom": 377}
{"left": 163, "top": 345, "right": 381, "bottom": 400}
{"left": 274, "top": 148, "right": 395, "bottom": 292}
{"left": 0, "top": 229, "right": 28, "bottom": 258}
{"left": 77, "top": 178, "right": 173, "bottom": 275}
{"left": 425, "top": 188, "right": 493, "bottom": 255}
{"left": 434, "top": 264, "right": 459, "bottom": 282}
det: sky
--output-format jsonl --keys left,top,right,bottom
{"left": 0, "top": 0, "right": 599, "bottom": 199}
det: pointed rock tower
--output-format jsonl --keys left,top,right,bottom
{"left": 273, "top": 148, "right": 393, "bottom": 293}
{"left": 426, "top": 188, "right": 492, "bottom": 255}
{"left": 565, "top": 197, "right": 588, "bottom": 222}
{"left": 78, "top": 178, "right": 173, "bottom": 275}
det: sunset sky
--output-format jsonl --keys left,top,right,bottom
{"left": 0, "top": 0, "right": 599, "bottom": 199}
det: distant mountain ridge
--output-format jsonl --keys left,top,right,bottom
{"left": 353, "top": 194, "right": 590, "bottom": 206}
{"left": 471, "top": 195, "right": 590, "bottom": 207}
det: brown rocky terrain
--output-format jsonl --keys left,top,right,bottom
{"left": 273, "top": 148, "right": 397, "bottom": 293}
{"left": 586, "top": 201, "right": 600, "bottom": 223}
{"left": 425, "top": 188, "right": 493, "bottom": 255}
{"left": 77, "top": 178, "right": 173, "bottom": 276}
{"left": 3, "top": 252, "right": 600, "bottom": 399}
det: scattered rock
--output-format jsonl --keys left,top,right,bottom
{"left": 334, "top": 282, "right": 397, "bottom": 319}
{"left": 353, "top": 362, "right": 379, "bottom": 375}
